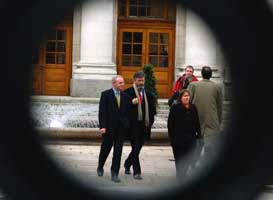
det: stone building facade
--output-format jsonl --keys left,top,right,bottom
{"left": 33, "top": 0, "right": 231, "bottom": 99}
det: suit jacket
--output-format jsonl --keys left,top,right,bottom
{"left": 124, "top": 87, "right": 157, "bottom": 139}
{"left": 188, "top": 79, "right": 223, "bottom": 141}
{"left": 98, "top": 89, "right": 130, "bottom": 136}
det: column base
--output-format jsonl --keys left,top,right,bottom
{"left": 70, "top": 64, "right": 117, "bottom": 97}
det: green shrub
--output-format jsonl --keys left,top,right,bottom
{"left": 143, "top": 64, "right": 158, "bottom": 105}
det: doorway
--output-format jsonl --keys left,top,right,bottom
{"left": 32, "top": 25, "right": 72, "bottom": 96}
{"left": 117, "top": 25, "right": 174, "bottom": 98}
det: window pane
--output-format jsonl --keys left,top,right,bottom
{"left": 146, "top": 0, "right": 151, "bottom": 4}
{"left": 132, "top": 56, "right": 142, "bottom": 66}
{"left": 119, "top": 0, "right": 126, "bottom": 17}
{"left": 57, "top": 54, "right": 66, "bottom": 64}
{"left": 130, "top": 6, "right": 137, "bottom": 16}
{"left": 134, "top": 32, "right": 142, "bottom": 43}
{"left": 133, "top": 44, "right": 142, "bottom": 54}
{"left": 122, "top": 55, "right": 131, "bottom": 66}
{"left": 149, "top": 56, "right": 158, "bottom": 66}
{"left": 57, "top": 42, "right": 66, "bottom": 52}
{"left": 122, "top": 44, "right": 132, "bottom": 54}
{"left": 123, "top": 32, "right": 132, "bottom": 43}
{"left": 168, "top": 1, "right": 176, "bottom": 21}
{"left": 160, "top": 45, "right": 168, "bottom": 55}
{"left": 57, "top": 30, "right": 66, "bottom": 40}
{"left": 147, "top": 7, "right": 151, "bottom": 16}
{"left": 149, "top": 45, "right": 158, "bottom": 55}
{"left": 46, "top": 53, "right": 55, "bottom": 64}
{"left": 139, "top": 0, "right": 146, "bottom": 5}
{"left": 46, "top": 42, "right": 56, "bottom": 52}
{"left": 130, "top": 0, "right": 137, "bottom": 5}
{"left": 126, "top": 0, "right": 173, "bottom": 20}
{"left": 150, "top": 0, "right": 164, "bottom": 18}
{"left": 139, "top": 6, "right": 146, "bottom": 17}
{"left": 160, "top": 34, "right": 169, "bottom": 44}
{"left": 160, "top": 56, "right": 168, "bottom": 67}
{"left": 150, "top": 33, "right": 158, "bottom": 43}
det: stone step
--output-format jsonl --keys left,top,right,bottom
{"left": 30, "top": 96, "right": 232, "bottom": 129}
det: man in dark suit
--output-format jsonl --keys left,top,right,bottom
{"left": 97, "top": 75, "right": 130, "bottom": 183}
{"left": 123, "top": 71, "right": 157, "bottom": 180}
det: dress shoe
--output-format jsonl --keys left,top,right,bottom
{"left": 111, "top": 175, "right": 121, "bottom": 183}
{"left": 133, "top": 174, "right": 143, "bottom": 180}
{"left": 97, "top": 167, "right": 104, "bottom": 177}
{"left": 125, "top": 168, "right": 131, "bottom": 175}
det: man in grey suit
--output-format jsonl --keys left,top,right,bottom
{"left": 188, "top": 66, "right": 223, "bottom": 155}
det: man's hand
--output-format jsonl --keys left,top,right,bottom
{"left": 132, "top": 97, "right": 139, "bottom": 105}
{"left": 100, "top": 128, "right": 106, "bottom": 135}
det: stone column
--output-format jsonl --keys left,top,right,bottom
{"left": 71, "top": 0, "right": 117, "bottom": 97}
{"left": 217, "top": 46, "right": 232, "bottom": 101}
{"left": 184, "top": 10, "right": 222, "bottom": 83}
{"left": 174, "top": 4, "right": 187, "bottom": 81}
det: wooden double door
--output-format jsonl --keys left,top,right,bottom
{"left": 32, "top": 25, "right": 72, "bottom": 96}
{"left": 118, "top": 23, "right": 175, "bottom": 98}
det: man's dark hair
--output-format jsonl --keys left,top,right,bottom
{"left": 201, "top": 66, "right": 212, "bottom": 79}
{"left": 134, "top": 71, "right": 145, "bottom": 79}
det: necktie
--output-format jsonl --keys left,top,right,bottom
{"left": 139, "top": 91, "right": 142, "bottom": 104}
{"left": 116, "top": 92, "right": 120, "bottom": 108}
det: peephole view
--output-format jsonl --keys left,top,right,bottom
{"left": 29, "top": 0, "right": 232, "bottom": 194}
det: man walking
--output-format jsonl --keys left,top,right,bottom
{"left": 97, "top": 75, "right": 130, "bottom": 183}
{"left": 124, "top": 71, "right": 157, "bottom": 180}
{"left": 188, "top": 66, "right": 223, "bottom": 155}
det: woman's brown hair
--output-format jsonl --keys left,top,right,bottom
{"left": 177, "top": 89, "right": 191, "bottom": 104}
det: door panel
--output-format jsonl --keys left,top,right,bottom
{"left": 146, "top": 30, "right": 173, "bottom": 98}
{"left": 32, "top": 26, "right": 72, "bottom": 96}
{"left": 118, "top": 29, "right": 146, "bottom": 90}
{"left": 118, "top": 27, "right": 174, "bottom": 98}
{"left": 44, "top": 68, "right": 66, "bottom": 81}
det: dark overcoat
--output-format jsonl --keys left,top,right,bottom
{"left": 98, "top": 89, "right": 130, "bottom": 137}
{"left": 167, "top": 103, "right": 202, "bottom": 146}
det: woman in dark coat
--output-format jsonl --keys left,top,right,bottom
{"left": 167, "top": 89, "right": 202, "bottom": 177}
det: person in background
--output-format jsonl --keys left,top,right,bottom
{"left": 188, "top": 66, "right": 223, "bottom": 157}
{"left": 167, "top": 89, "right": 202, "bottom": 177}
{"left": 169, "top": 65, "right": 198, "bottom": 107}
{"left": 97, "top": 75, "right": 130, "bottom": 183}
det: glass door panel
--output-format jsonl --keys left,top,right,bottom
{"left": 118, "top": 27, "right": 174, "bottom": 98}
{"left": 121, "top": 30, "right": 144, "bottom": 67}
{"left": 148, "top": 32, "right": 169, "bottom": 68}
{"left": 45, "top": 29, "right": 67, "bottom": 65}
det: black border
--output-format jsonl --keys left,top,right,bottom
{"left": 0, "top": 0, "right": 273, "bottom": 199}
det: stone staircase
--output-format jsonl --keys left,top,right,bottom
{"left": 31, "top": 96, "right": 232, "bottom": 140}
{"left": 154, "top": 99, "right": 232, "bottom": 132}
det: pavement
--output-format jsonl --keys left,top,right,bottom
{"left": 0, "top": 96, "right": 266, "bottom": 199}
{"left": 0, "top": 97, "right": 268, "bottom": 199}
{"left": 0, "top": 140, "right": 273, "bottom": 199}
{"left": 43, "top": 140, "right": 177, "bottom": 193}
